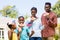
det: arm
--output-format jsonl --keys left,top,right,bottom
{"left": 41, "top": 14, "right": 47, "bottom": 27}
{"left": 49, "top": 15, "right": 57, "bottom": 28}
{"left": 17, "top": 32, "right": 20, "bottom": 40}
{"left": 29, "top": 31, "right": 34, "bottom": 37}
{"left": 14, "top": 28, "right": 20, "bottom": 40}
{"left": 8, "top": 31, "right": 13, "bottom": 40}
{"left": 53, "top": 15, "right": 57, "bottom": 27}
{"left": 26, "top": 27, "right": 34, "bottom": 37}
{"left": 27, "top": 28, "right": 29, "bottom": 36}
{"left": 26, "top": 27, "right": 30, "bottom": 36}
{"left": 18, "top": 27, "right": 22, "bottom": 40}
{"left": 8, "top": 31, "right": 11, "bottom": 40}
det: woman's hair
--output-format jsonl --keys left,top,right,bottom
{"left": 18, "top": 16, "right": 24, "bottom": 20}
{"left": 31, "top": 7, "right": 37, "bottom": 12}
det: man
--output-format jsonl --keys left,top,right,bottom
{"left": 41, "top": 2, "right": 57, "bottom": 40}
{"left": 25, "top": 7, "right": 44, "bottom": 40}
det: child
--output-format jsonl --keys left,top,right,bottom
{"left": 16, "top": 16, "right": 30, "bottom": 40}
{"left": 7, "top": 21, "right": 18, "bottom": 40}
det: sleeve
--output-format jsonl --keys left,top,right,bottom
{"left": 51, "top": 14, "right": 57, "bottom": 28}
{"left": 52, "top": 14, "right": 57, "bottom": 27}
{"left": 26, "top": 27, "right": 30, "bottom": 33}
{"left": 49, "top": 14, "right": 57, "bottom": 28}
{"left": 41, "top": 14, "right": 47, "bottom": 26}
{"left": 14, "top": 28, "right": 19, "bottom": 34}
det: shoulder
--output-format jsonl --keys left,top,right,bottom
{"left": 51, "top": 11, "right": 57, "bottom": 17}
{"left": 8, "top": 30, "right": 11, "bottom": 32}
{"left": 8, "top": 30, "right": 11, "bottom": 34}
{"left": 41, "top": 12, "right": 46, "bottom": 17}
{"left": 24, "top": 25, "right": 29, "bottom": 29}
{"left": 14, "top": 28, "right": 19, "bottom": 34}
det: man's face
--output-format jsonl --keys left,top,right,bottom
{"left": 18, "top": 18, "right": 24, "bottom": 24}
{"left": 45, "top": 5, "right": 51, "bottom": 12}
{"left": 31, "top": 10, "right": 37, "bottom": 16}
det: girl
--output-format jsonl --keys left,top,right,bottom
{"left": 16, "top": 16, "right": 30, "bottom": 40}
{"left": 7, "top": 21, "right": 18, "bottom": 40}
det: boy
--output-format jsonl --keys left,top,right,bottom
{"left": 41, "top": 2, "right": 57, "bottom": 40}
{"left": 7, "top": 21, "right": 18, "bottom": 40}
{"left": 25, "top": 7, "right": 44, "bottom": 40}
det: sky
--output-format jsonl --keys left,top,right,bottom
{"left": 0, "top": 0, "right": 58, "bottom": 17}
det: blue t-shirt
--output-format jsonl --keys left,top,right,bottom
{"left": 15, "top": 26, "right": 30, "bottom": 40}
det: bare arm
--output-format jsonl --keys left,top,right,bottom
{"left": 49, "top": 15, "right": 57, "bottom": 28}
{"left": 29, "top": 31, "right": 34, "bottom": 37}
{"left": 17, "top": 27, "right": 22, "bottom": 40}
{"left": 8, "top": 31, "right": 13, "bottom": 40}
{"left": 17, "top": 32, "right": 20, "bottom": 40}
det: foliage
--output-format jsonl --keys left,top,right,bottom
{"left": 0, "top": 5, "right": 18, "bottom": 18}
{"left": 52, "top": 0, "right": 60, "bottom": 17}
{"left": 24, "top": 13, "right": 29, "bottom": 19}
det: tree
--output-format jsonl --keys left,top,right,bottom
{"left": 0, "top": 5, "right": 18, "bottom": 18}
{"left": 24, "top": 13, "right": 29, "bottom": 19}
{"left": 52, "top": 0, "right": 60, "bottom": 17}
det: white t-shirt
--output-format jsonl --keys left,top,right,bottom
{"left": 25, "top": 17, "right": 44, "bottom": 37}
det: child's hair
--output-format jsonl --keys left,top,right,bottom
{"left": 31, "top": 7, "right": 37, "bottom": 12}
{"left": 18, "top": 16, "right": 24, "bottom": 20}
{"left": 7, "top": 23, "right": 12, "bottom": 29}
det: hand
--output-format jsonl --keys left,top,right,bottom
{"left": 31, "top": 17, "right": 36, "bottom": 22}
{"left": 48, "top": 19, "right": 53, "bottom": 24}
{"left": 31, "top": 30, "right": 34, "bottom": 34}
{"left": 44, "top": 13, "right": 50, "bottom": 19}
{"left": 48, "top": 19, "right": 54, "bottom": 27}
{"left": 18, "top": 27, "right": 22, "bottom": 32}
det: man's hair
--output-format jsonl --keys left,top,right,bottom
{"left": 45, "top": 2, "right": 51, "bottom": 7}
{"left": 31, "top": 7, "right": 37, "bottom": 12}
{"left": 18, "top": 16, "right": 24, "bottom": 20}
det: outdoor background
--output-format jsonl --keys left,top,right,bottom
{"left": 0, "top": 0, "right": 60, "bottom": 40}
